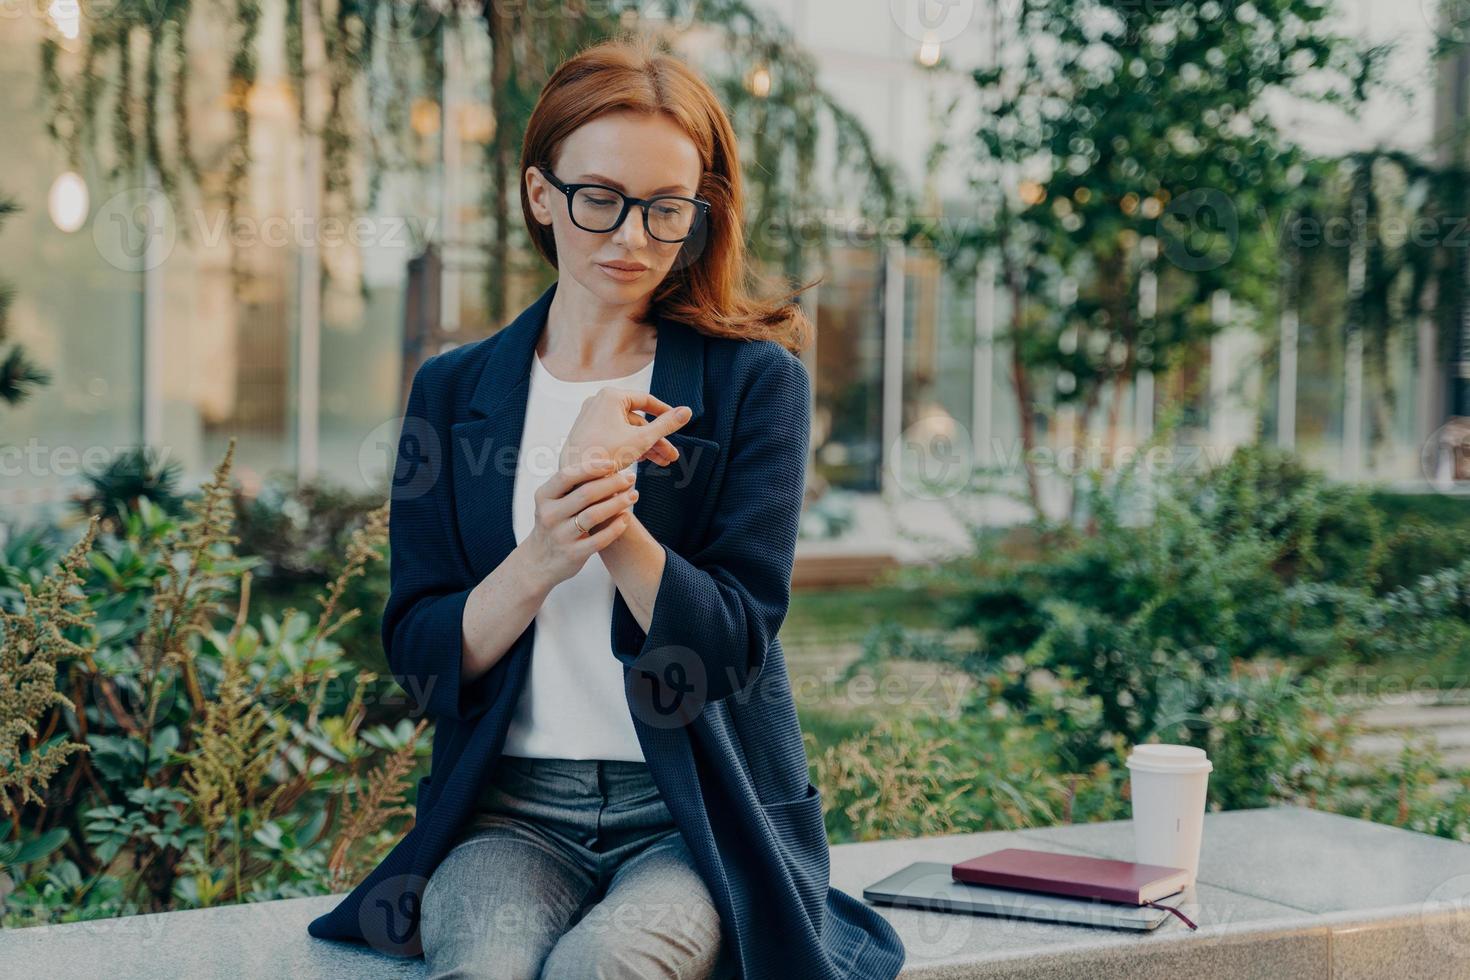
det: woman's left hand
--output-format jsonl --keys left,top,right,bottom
{"left": 560, "top": 388, "right": 693, "bottom": 472}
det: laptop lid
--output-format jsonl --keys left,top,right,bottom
{"left": 862, "top": 861, "right": 1184, "bottom": 932}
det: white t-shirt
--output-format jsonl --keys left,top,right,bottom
{"left": 501, "top": 348, "right": 656, "bottom": 762}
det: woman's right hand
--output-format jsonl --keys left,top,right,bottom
{"left": 520, "top": 457, "right": 640, "bottom": 588}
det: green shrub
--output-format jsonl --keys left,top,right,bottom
{"left": 811, "top": 659, "right": 1129, "bottom": 843}
{"left": 827, "top": 440, "right": 1470, "bottom": 832}
{"left": 0, "top": 442, "right": 420, "bottom": 927}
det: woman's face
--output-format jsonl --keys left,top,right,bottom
{"left": 526, "top": 110, "right": 703, "bottom": 307}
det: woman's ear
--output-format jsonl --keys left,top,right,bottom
{"left": 524, "top": 166, "right": 554, "bottom": 227}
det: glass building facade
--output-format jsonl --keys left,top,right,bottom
{"left": 1, "top": 2, "right": 1462, "bottom": 539}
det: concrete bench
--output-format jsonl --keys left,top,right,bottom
{"left": 6, "top": 805, "right": 1469, "bottom": 978}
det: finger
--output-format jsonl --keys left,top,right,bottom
{"left": 637, "top": 443, "right": 673, "bottom": 467}
{"left": 578, "top": 512, "right": 632, "bottom": 553}
{"left": 621, "top": 408, "right": 680, "bottom": 462}
{"left": 640, "top": 443, "right": 676, "bottom": 467}
{"left": 642, "top": 405, "right": 693, "bottom": 443}
{"left": 540, "top": 456, "right": 620, "bottom": 501}
{"left": 576, "top": 486, "right": 638, "bottom": 529}
{"left": 546, "top": 469, "right": 636, "bottom": 520}
{"left": 621, "top": 391, "right": 677, "bottom": 418}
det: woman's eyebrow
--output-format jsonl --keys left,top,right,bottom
{"left": 577, "top": 173, "right": 692, "bottom": 195}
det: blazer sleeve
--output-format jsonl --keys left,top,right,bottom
{"left": 381, "top": 354, "right": 506, "bottom": 723}
{"left": 612, "top": 346, "right": 811, "bottom": 704}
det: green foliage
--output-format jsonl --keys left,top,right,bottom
{"left": 919, "top": 0, "right": 1387, "bottom": 519}
{"left": 232, "top": 474, "right": 391, "bottom": 673}
{"left": 811, "top": 660, "right": 1130, "bottom": 844}
{"left": 0, "top": 442, "right": 427, "bottom": 928}
{"left": 71, "top": 447, "right": 187, "bottom": 533}
{"left": 814, "top": 442, "right": 1470, "bottom": 838}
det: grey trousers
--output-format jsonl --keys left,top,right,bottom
{"left": 420, "top": 754, "right": 728, "bottom": 980}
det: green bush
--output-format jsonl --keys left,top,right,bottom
{"left": 811, "top": 658, "right": 1130, "bottom": 843}
{"left": 818, "top": 441, "right": 1470, "bottom": 834}
{"left": 0, "top": 443, "right": 421, "bottom": 927}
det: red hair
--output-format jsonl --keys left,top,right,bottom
{"left": 520, "top": 34, "right": 814, "bottom": 355}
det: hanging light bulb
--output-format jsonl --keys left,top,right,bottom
{"left": 917, "top": 32, "right": 941, "bottom": 67}
{"left": 48, "top": 171, "right": 88, "bottom": 233}
{"left": 411, "top": 98, "right": 442, "bottom": 136}
{"left": 47, "top": 0, "right": 80, "bottom": 39}
{"left": 745, "top": 65, "right": 771, "bottom": 98}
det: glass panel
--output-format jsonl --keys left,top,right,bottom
{"left": 1362, "top": 321, "right": 1422, "bottom": 482}
{"left": 1293, "top": 315, "right": 1346, "bottom": 476}
{"left": 901, "top": 248, "right": 975, "bottom": 448}
{"left": 160, "top": 75, "right": 301, "bottom": 492}
{"left": 0, "top": 34, "right": 142, "bottom": 518}
{"left": 812, "top": 244, "right": 884, "bottom": 491}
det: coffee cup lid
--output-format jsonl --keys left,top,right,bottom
{"left": 1126, "top": 743, "right": 1213, "bottom": 773}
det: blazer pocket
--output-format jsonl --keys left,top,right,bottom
{"left": 636, "top": 432, "right": 722, "bottom": 545}
{"left": 759, "top": 780, "right": 831, "bottom": 930}
{"left": 656, "top": 432, "right": 720, "bottom": 493}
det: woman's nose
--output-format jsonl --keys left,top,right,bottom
{"left": 611, "top": 207, "right": 649, "bottom": 249}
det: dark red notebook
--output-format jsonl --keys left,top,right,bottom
{"left": 952, "top": 848, "right": 1190, "bottom": 905}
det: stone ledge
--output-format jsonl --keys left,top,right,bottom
{"left": 4, "top": 805, "right": 1467, "bottom": 979}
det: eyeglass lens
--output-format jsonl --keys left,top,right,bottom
{"left": 570, "top": 187, "right": 698, "bottom": 241}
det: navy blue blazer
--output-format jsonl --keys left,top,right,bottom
{"left": 306, "top": 280, "right": 906, "bottom": 979}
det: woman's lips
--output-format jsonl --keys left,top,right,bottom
{"left": 598, "top": 262, "right": 647, "bottom": 282}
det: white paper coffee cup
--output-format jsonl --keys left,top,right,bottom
{"left": 1126, "top": 743, "right": 1212, "bottom": 887}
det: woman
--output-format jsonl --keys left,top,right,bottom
{"left": 307, "top": 35, "right": 906, "bottom": 980}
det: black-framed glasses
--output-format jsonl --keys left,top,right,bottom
{"left": 538, "top": 165, "right": 711, "bottom": 244}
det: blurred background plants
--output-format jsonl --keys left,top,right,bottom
{"left": 808, "top": 427, "right": 1470, "bottom": 846}
{"left": 5, "top": 429, "right": 1469, "bottom": 926}
{"left": 0, "top": 440, "right": 420, "bottom": 926}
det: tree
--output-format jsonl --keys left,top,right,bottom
{"left": 923, "top": 0, "right": 1386, "bottom": 521}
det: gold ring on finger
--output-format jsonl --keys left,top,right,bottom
{"left": 573, "top": 513, "right": 589, "bottom": 535}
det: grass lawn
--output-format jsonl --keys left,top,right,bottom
{"left": 782, "top": 583, "right": 973, "bottom": 752}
